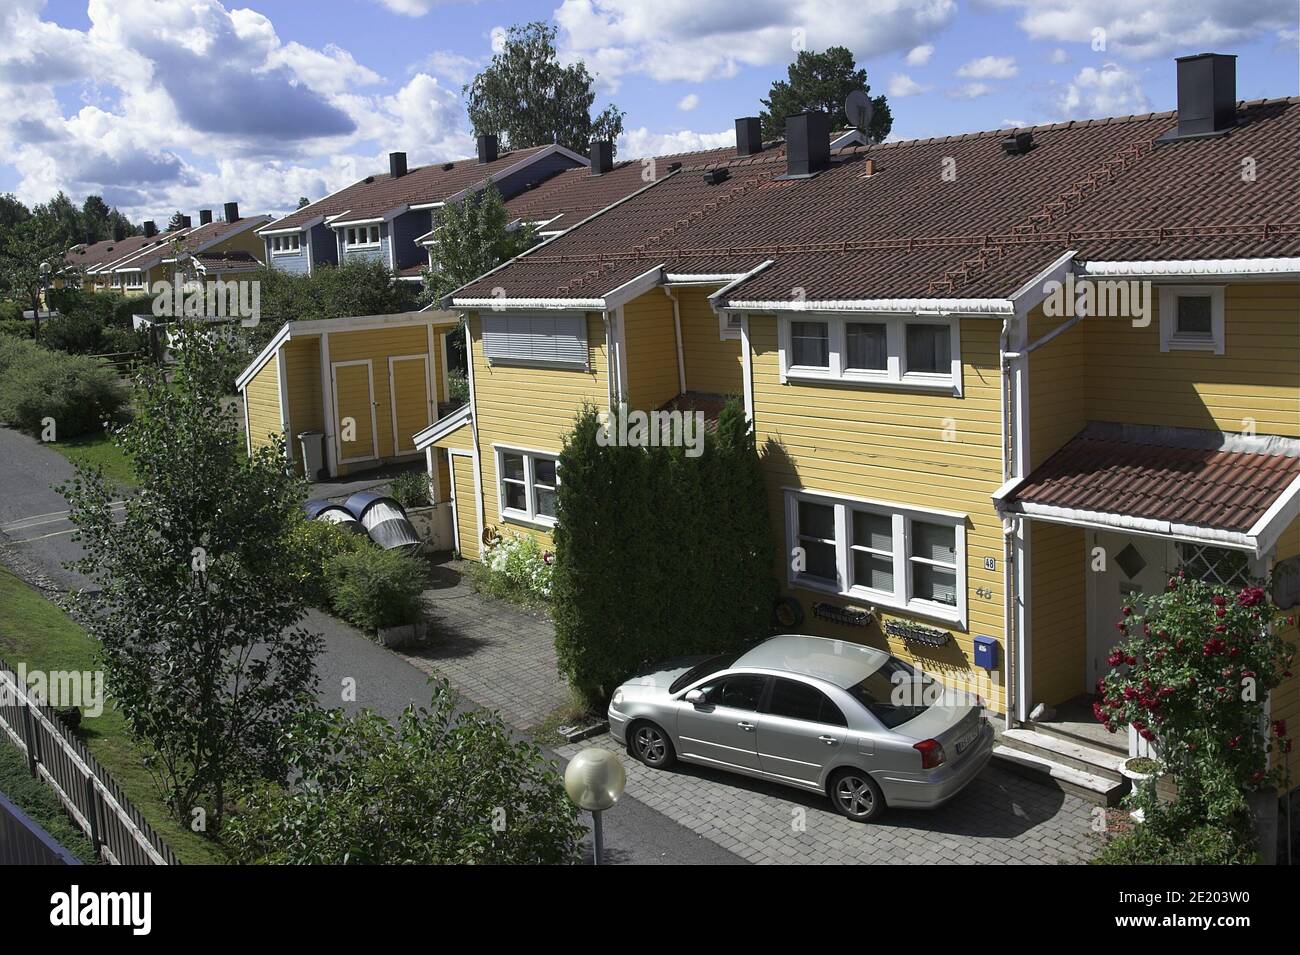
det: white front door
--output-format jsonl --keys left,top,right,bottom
{"left": 1086, "top": 531, "right": 1173, "bottom": 690}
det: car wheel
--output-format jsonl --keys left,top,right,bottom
{"left": 629, "top": 721, "right": 676, "bottom": 769}
{"left": 829, "top": 768, "right": 885, "bottom": 823}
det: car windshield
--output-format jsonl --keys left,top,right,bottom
{"left": 669, "top": 652, "right": 740, "bottom": 694}
{"left": 844, "top": 657, "right": 935, "bottom": 729}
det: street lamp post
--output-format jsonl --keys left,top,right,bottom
{"left": 563, "top": 748, "right": 626, "bottom": 865}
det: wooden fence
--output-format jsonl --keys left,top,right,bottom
{"left": 0, "top": 790, "right": 81, "bottom": 865}
{"left": 0, "top": 656, "right": 178, "bottom": 865}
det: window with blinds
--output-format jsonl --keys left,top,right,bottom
{"left": 482, "top": 314, "right": 589, "bottom": 368}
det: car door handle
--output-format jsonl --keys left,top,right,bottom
{"left": 737, "top": 721, "right": 755, "bottom": 731}
{"left": 818, "top": 735, "right": 839, "bottom": 745}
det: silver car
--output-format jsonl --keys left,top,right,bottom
{"left": 608, "top": 634, "right": 992, "bottom": 822}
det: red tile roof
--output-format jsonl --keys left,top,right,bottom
{"left": 118, "top": 216, "right": 270, "bottom": 272}
{"left": 64, "top": 234, "right": 152, "bottom": 273}
{"left": 452, "top": 97, "right": 1300, "bottom": 305}
{"left": 1006, "top": 428, "right": 1300, "bottom": 533}
{"left": 264, "top": 146, "right": 564, "bottom": 233}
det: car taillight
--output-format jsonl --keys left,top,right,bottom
{"left": 914, "top": 738, "right": 946, "bottom": 770}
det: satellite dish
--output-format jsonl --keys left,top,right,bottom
{"left": 844, "top": 90, "right": 873, "bottom": 130}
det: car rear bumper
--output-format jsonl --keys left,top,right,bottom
{"left": 874, "top": 723, "right": 994, "bottom": 809}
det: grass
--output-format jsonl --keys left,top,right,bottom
{"left": 0, "top": 739, "right": 99, "bottom": 863}
{"left": 47, "top": 432, "right": 136, "bottom": 489}
{"left": 0, "top": 564, "right": 228, "bottom": 864}
{"left": 529, "top": 688, "right": 600, "bottom": 746}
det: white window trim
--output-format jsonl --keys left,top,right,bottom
{"left": 777, "top": 314, "right": 963, "bottom": 394}
{"left": 271, "top": 233, "right": 302, "bottom": 255}
{"left": 719, "top": 309, "right": 743, "bottom": 341}
{"left": 122, "top": 271, "right": 145, "bottom": 289}
{"left": 345, "top": 225, "right": 382, "bottom": 250}
{"left": 1158, "top": 285, "right": 1224, "bottom": 354}
{"left": 783, "top": 487, "right": 967, "bottom": 627}
{"left": 493, "top": 444, "right": 559, "bottom": 529}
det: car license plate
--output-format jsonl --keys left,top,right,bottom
{"left": 955, "top": 724, "right": 980, "bottom": 755}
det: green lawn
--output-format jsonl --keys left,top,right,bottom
{"left": 0, "top": 565, "right": 228, "bottom": 864}
{"left": 46, "top": 432, "right": 136, "bottom": 489}
{"left": 0, "top": 739, "right": 99, "bottom": 863}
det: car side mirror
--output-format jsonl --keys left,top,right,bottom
{"left": 684, "top": 688, "right": 706, "bottom": 705}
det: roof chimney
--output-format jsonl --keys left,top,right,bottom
{"left": 735, "top": 117, "right": 763, "bottom": 156}
{"left": 199, "top": 209, "right": 213, "bottom": 225}
{"left": 143, "top": 220, "right": 157, "bottom": 238}
{"left": 588, "top": 141, "right": 613, "bottom": 175}
{"left": 224, "top": 202, "right": 240, "bottom": 222}
{"left": 180, "top": 215, "right": 192, "bottom": 229}
{"left": 477, "top": 134, "right": 498, "bottom": 164}
{"left": 113, "top": 224, "right": 126, "bottom": 241}
{"left": 1162, "top": 53, "right": 1237, "bottom": 141}
{"left": 785, "top": 112, "right": 831, "bottom": 177}
{"left": 389, "top": 151, "right": 408, "bottom": 178}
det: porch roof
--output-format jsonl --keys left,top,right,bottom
{"left": 1001, "top": 423, "right": 1300, "bottom": 554}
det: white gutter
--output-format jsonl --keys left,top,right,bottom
{"left": 1078, "top": 257, "right": 1300, "bottom": 279}
{"left": 1012, "top": 502, "right": 1259, "bottom": 552}
{"left": 706, "top": 260, "right": 775, "bottom": 315}
{"left": 724, "top": 296, "right": 1014, "bottom": 314}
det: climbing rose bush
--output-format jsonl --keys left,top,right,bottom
{"left": 1096, "top": 572, "right": 1294, "bottom": 800}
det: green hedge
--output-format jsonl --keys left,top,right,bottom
{"left": 288, "top": 517, "right": 371, "bottom": 608}
{"left": 552, "top": 400, "right": 777, "bottom": 704}
{"left": 0, "top": 338, "right": 128, "bottom": 438}
{"left": 324, "top": 546, "right": 426, "bottom": 632}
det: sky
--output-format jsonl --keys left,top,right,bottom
{"left": 0, "top": 0, "right": 1295, "bottom": 221}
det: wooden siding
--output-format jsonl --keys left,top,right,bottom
{"left": 282, "top": 336, "right": 322, "bottom": 474}
{"left": 1084, "top": 282, "right": 1300, "bottom": 437}
{"left": 390, "top": 356, "right": 432, "bottom": 455}
{"left": 622, "top": 291, "right": 680, "bottom": 411}
{"left": 244, "top": 357, "right": 282, "bottom": 455}
{"left": 1029, "top": 521, "right": 1087, "bottom": 706}
{"left": 748, "top": 315, "right": 1009, "bottom": 710}
{"left": 678, "top": 286, "right": 742, "bottom": 395}
{"left": 466, "top": 309, "right": 608, "bottom": 552}
{"left": 1027, "top": 306, "right": 1087, "bottom": 471}
{"left": 451, "top": 454, "right": 480, "bottom": 560}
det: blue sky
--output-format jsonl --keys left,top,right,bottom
{"left": 1, "top": 0, "right": 1295, "bottom": 220}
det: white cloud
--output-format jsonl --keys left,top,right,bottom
{"left": 1058, "top": 62, "right": 1150, "bottom": 118}
{"left": 1001, "top": 118, "right": 1028, "bottom": 128}
{"left": 618, "top": 126, "right": 734, "bottom": 158}
{"left": 948, "top": 82, "right": 993, "bottom": 99}
{"left": 905, "top": 43, "right": 934, "bottom": 66}
{"left": 1048, "top": 48, "right": 1070, "bottom": 65}
{"left": 556, "top": 0, "right": 957, "bottom": 85}
{"left": 993, "top": 0, "right": 1296, "bottom": 60}
{"left": 369, "top": 0, "right": 453, "bottom": 15}
{"left": 677, "top": 93, "right": 699, "bottom": 111}
{"left": 956, "top": 55, "right": 1018, "bottom": 80}
{"left": 888, "top": 73, "right": 931, "bottom": 97}
{"left": 414, "top": 50, "right": 480, "bottom": 86}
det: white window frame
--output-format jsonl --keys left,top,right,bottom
{"left": 1158, "top": 285, "right": 1224, "bottom": 354}
{"left": 122, "top": 271, "right": 145, "bottom": 290}
{"left": 345, "top": 225, "right": 382, "bottom": 249}
{"left": 783, "top": 488, "right": 967, "bottom": 626}
{"left": 271, "top": 233, "right": 301, "bottom": 255}
{"left": 777, "top": 314, "right": 962, "bottom": 394}
{"left": 493, "top": 444, "right": 559, "bottom": 528}
{"left": 719, "top": 310, "right": 743, "bottom": 341}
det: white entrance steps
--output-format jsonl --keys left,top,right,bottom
{"left": 992, "top": 727, "right": 1127, "bottom": 806}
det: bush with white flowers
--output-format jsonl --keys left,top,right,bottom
{"left": 483, "top": 532, "right": 553, "bottom": 600}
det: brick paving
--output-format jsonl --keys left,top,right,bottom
{"left": 408, "top": 556, "right": 1101, "bottom": 865}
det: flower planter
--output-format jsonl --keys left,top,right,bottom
{"left": 405, "top": 502, "right": 453, "bottom": 553}
{"left": 376, "top": 620, "right": 427, "bottom": 649}
{"left": 1119, "top": 757, "right": 1162, "bottom": 823}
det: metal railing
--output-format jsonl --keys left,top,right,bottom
{"left": 0, "top": 656, "right": 178, "bottom": 865}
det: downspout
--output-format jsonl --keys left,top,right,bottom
{"left": 602, "top": 310, "right": 617, "bottom": 411}
{"left": 664, "top": 286, "right": 687, "bottom": 394}
{"left": 1000, "top": 315, "right": 1018, "bottom": 731}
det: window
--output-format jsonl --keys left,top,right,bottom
{"left": 122, "top": 272, "right": 144, "bottom": 289}
{"left": 764, "top": 678, "right": 846, "bottom": 726}
{"left": 482, "top": 314, "right": 589, "bottom": 369}
{"left": 271, "top": 234, "right": 301, "bottom": 254}
{"left": 1158, "top": 285, "right": 1224, "bottom": 354}
{"left": 345, "top": 225, "right": 381, "bottom": 248}
{"left": 844, "top": 657, "right": 935, "bottom": 729}
{"left": 495, "top": 446, "right": 560, "bottom": 526}
{"left": 778, "top": 315, "right": 961, "bottom": 392}
{"left": 1177, "top": 543, "right": 1252, "bottom": 588}
{"left": 695, "top": 674, "right": 766, "bottom": 710}
{"left": 718, "top": 310, "right": 743, "bottom": 341}
{"left": 785, "top": 489, "right": 966, "bottom": 624}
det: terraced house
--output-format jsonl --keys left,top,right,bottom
{"left": 424, "top": 54, "right": 1300, "bottom": 798}
{"left": 257, "top": 136, "right": 588, "bottom": 282}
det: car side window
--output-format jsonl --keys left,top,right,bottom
{"left": 696, "top": 675, "right": 766, "bottom": 711}
{"left": 766, "top": 678, "right": 847, "bottom": 727}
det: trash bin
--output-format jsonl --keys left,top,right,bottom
{"left": 297, "top": 430, "right": 326, "bottom": 480}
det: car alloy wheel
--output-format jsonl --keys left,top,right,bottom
{"left": 832, "top": 772, "right": 880, "bottom": 822}
{"left": 632, "top": 723, "right": 673, "bottom": 768}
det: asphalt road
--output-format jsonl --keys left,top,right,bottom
{"left": 0, "top": 426, "right": 741, "bottom": 865}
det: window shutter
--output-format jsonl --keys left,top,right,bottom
{"left": 482, "top": 315, "right": 588, "bottom": 367}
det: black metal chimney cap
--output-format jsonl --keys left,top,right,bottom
{"left": 735, "top": 117, "right": 763, "bottom": 157}
{"left": 784, "top": 112, "right": 831, "bottom": 177}
{"left": 589, "top": 141, "right": 613, "bottom": 175}
{"left": 477, "top": 134, "right": 498, "bottom": 164}
{"left": 1159, "top": 53, "right": 1238, "bottom": 143}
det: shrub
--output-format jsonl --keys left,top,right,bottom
{"left": 40, "top": 312, "right": 104, "bottom": 354}
{"left": 324, "top": 545, "right": 426, "bottom": 632}
{"left": 224, "top": 682, "right": 582, "bottom": 864}
{"left": 0, "top": 318, "right": 33, "bottom": 338}
{"left": 289, "top": 517, "right": 371, "bottom": 608}
{"left": 99, "top": 324, "right": 149, "bottom": 356}
{"left": 481, "top": 532, "right": 553, "bottom": 601}
{"left": 447, "top": 368, "right": 469, "bottom": 403}
{"left": 552, "top": 400, "right": 777, "bottom": 705}
{"left": 0, "top": 345, "right": 128, "bottom": 438}
{"left": 0, "top": 299, "right": 23, "bottom": 322}
{"left": 389, "top": 470, "right": 433, "bottom": 509}
{"left": 1093, "top": 798, "right": 1259, "bottom": 865}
